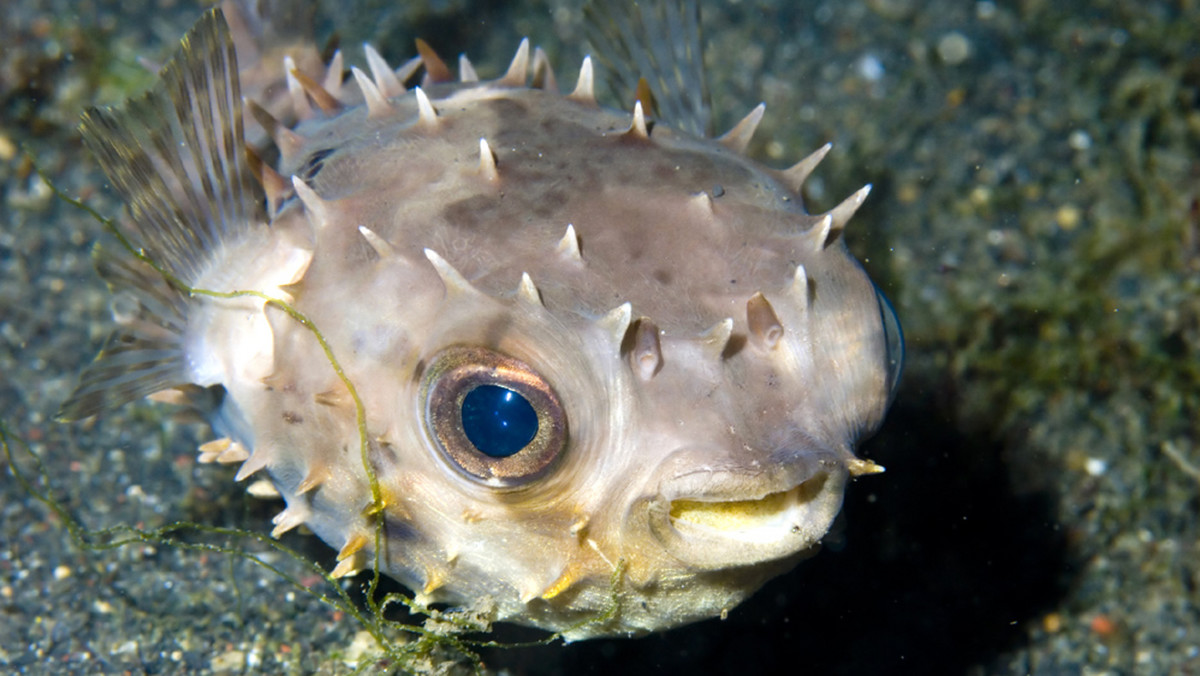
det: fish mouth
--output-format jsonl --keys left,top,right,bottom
{"left": 648, "top": 446, "right": 849, "bottom": 569}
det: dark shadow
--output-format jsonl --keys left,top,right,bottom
{"left": 480, "top": 375, "right": 1073, "bottom": 675}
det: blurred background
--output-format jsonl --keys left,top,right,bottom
{"left": 1, "top": 0, "right": 1197, "bottom": 673}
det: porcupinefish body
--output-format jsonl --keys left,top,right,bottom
{"left": 62, "top": 2, "right": 902, "bottom": 639}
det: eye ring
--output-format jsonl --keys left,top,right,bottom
{"left": 423, "top": 346, "right": 568, "bottom": 485}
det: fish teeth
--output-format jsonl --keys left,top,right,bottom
{"left": 746, "top": 292, "right": 785, "bottom": 350}
{"left": 781, "top": 142, "right": 833, "bottom": 193}
{"left": 568, "top": 56, "right": 596, "bottom": 104}
{"left": 499, "top": 38, "right": 531, "bottom": 87}
{"left": 718, "top": 102, "right": 766, "bottom": 154}
{"left": 351, "top": 66, "right": 393, "bottom": 118}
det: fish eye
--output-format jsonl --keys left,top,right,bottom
{"left": 423, "top": 346, "right": 567, "bottom": 485}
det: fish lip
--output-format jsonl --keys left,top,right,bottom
{"left": 646, "top": 445, "right": 850, "bottom": 569}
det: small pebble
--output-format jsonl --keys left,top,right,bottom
{"left": 1056, "top": 204, "right": 1082, "bottom": 230}
{"left": 1069, "top": 129, "right": 1092, "bottom": 150}
{"left": 210, "top": 650, "right": 245, "bottom": 673}
{"left": 0, "top": 135, "right": 16, "bottom": 161}
{"left": 937, "top": 32, "right": 972, "bottom": 65}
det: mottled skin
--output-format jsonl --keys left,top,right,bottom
{"left": 67, "top": 8, "right": 901, "bottom": 639}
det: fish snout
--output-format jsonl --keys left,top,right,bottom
{"left": 643, "top": 444, "right": 850, "bottom": 569}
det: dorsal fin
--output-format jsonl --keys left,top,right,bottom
{"left": 63, "top": 9, "right": 266, "bottom": 419}
{"left": 584, "top": 0, "right": 710, "bottom": 136}
{"left": 80, "top": 8, "right": 261, "bottom": 284}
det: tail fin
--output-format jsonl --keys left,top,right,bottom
{"left": 60, "top": 9, "right": 263, "bottom": 420}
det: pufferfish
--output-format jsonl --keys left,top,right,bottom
{"left": 60, "top": 0, "right": 902, "bottom": 639}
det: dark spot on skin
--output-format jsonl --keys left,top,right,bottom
{"left": 485, "top": 97, "right": 529, "bottom": 123}
{"left": 532, "top": 187, "right": 570, "bottom": 218}
{"left": 443, "top": 194, "right": 507, "bottom": 232}
{"left": 299, "top": 147, "right": 334, "bottom": 181}
{"left": 653, "top": 269, "right": 672, "bottom": 284}
{"left": 722, "top": 333, "right": 747, "bottom": 359}
{"left": 385, "top": 516, "right": 421, "bottom": 542}
{"left": 282, "top": 411, "right": 304, "bottom": 424}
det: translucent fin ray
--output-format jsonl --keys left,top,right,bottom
{"left": 64, "top": 8, "right": 260, "bottom": 419}
{"left": 79, "top": 8, "right": 263, "bottom": 285}
{"left": 584, "top": 0, "right": 710, "bottom": 136}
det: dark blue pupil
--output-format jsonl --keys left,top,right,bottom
{"left": 460, "top": 385, "right": 538, "bottom": 458}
